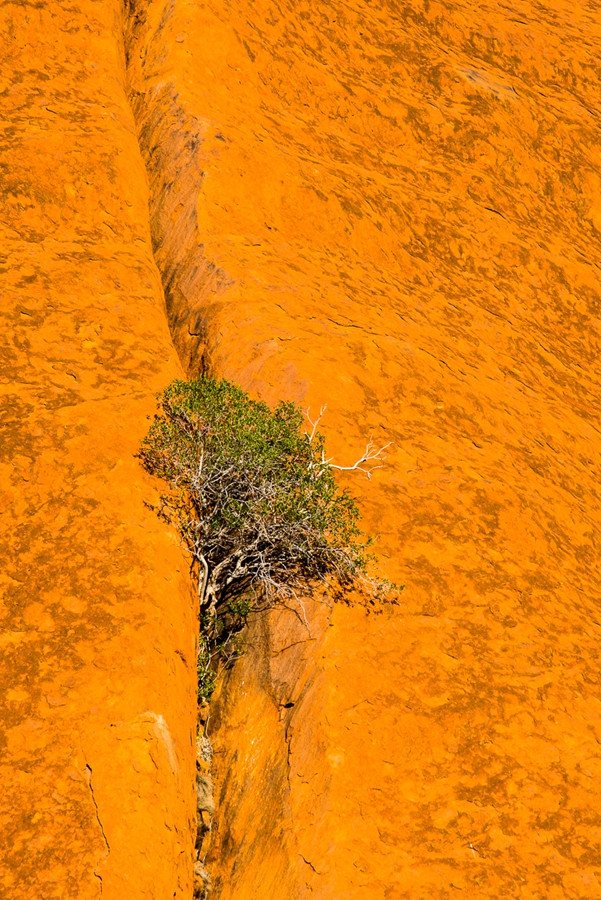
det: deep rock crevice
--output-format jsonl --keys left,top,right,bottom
{"left": 119, "top": 3, "right": 227, "bottom": 893}
{"left": 121, "top": 0, "right": 233, "bottom": 378}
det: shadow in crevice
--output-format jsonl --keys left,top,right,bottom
{"left": 122, "top": 0, "right": 234, "bottom": 378}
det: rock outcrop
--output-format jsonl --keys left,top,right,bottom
{"left": 1, "top": 3, "right": 196, "bottom": 897}
{"left": 4, "top": 0, "right": 601, "bottom": 898}
{"left": 120, "top": 0, "right": 601, "bottom": 897}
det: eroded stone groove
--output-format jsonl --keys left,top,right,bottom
{"left": 119, "top": 4, "right": 233, "bottom": 895}
{"left": 122, "top": 0, "right": 234, "bottom": 377}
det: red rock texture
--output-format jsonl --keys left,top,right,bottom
{"left": 5, "top": 0, "right": 601, "bottom": 898}
{"left": 1, "top": 3, "right": 197, "bottom": 897}
{"left": 123, "top": 0, "right": 601, "bottom": 897}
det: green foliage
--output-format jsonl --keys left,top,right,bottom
{"left": 140, "top": 376, "right": 390, "bottom": 700}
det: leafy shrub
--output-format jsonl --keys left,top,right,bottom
{"left": 139, "top": 376, "right": 393, "bottom": 698}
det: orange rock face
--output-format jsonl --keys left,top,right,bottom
{"left": 6, "top": 0, "right": 601, "bottom": 898}
{"left": 123, "top": 0, "right": 601, "bottom": 898}
{"left": 1, "top": 3, "right": 196, "bottom": 897}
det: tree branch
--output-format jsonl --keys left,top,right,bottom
{"left": 329, "top": 438, "right": 392, "bottom": 479}
{"left": 305, "top": 407, "right": 391, "bottom": 478}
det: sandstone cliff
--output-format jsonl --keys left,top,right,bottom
{"left": 4, "top": 0, "right": 601, "bottom": 898}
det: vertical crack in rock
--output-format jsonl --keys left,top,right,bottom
{"left": 121, "top": 0, "right": 234, "bottom": 378}
{"left": 84, "top": 763, "right": 110, "bottom": 893}
{"left": 119, "top": 2, "right": 223, "bottom": 892}
{"left": 283, "top": 714, "right": 294, "bottom": 795}
{"left": 194, "top": 715, "right": 215, "bottom": 898}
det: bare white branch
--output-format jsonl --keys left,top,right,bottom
{"left": 304, "top": 408, "right": 391, "bottom": 479}
{"left": 330, "top": 438, "right": 392, "bottom": 479}
{"left": 304, "top": 405, "right": 327, "bottom": 443}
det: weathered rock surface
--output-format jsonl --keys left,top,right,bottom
{"left": 5, "top": 0, "right": 601, "bottom": 897}
{"left": 124, "top": 0, "right": 601, "bottom": 897}
{"left": 1, "top": 3, "right": 196, "bottom": 897}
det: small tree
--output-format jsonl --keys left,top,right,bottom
{"left": 139, "top": 377, "right": 393, "bottom": 698}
